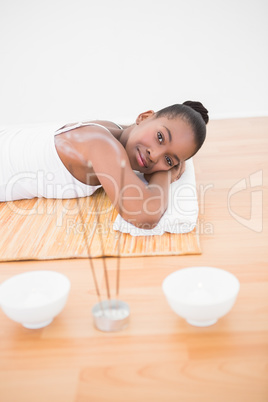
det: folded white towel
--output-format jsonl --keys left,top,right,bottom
{"left": 113, "top": 158, "right": 198, "bottom": 236}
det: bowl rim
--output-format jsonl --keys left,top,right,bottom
{"left": 0, "top": 270, "right": 71, "bottom": 309}
{"left": 162, "top": 266, "right": 240, "bottom": 305}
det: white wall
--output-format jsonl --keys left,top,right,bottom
{"left": 0, "top": 0, "right": 267, "bottom": 125}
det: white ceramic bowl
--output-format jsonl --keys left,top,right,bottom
{"left": 162, "top": 267, "right": 240, "bottom": 327}
{"left": 0, "top": 270, "right": 71, "bottom": 329}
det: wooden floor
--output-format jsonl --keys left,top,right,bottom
{"left": 0, "top": 117, "right": 267, "bottom": 402}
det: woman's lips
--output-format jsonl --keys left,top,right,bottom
{"left": 137, "top": 148, "right": 148, "bottom": 168}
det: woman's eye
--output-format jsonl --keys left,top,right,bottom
{"left": 165, "top": 156, "right": 173, "bottom": 166}
{"left": 157, "top": 132, "right": 163, "bottom": 143}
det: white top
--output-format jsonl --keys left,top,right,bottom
{"left": 0, "top": 121, "right": 122, "bottom": 202}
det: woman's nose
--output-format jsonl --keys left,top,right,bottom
{"left": 147, "top": 148, "right": 160, "bottom": 163}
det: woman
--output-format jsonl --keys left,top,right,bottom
{"left": 0, "top": 101, "right": 208, "bottom": 228}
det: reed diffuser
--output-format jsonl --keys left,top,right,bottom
{"left": 70, "top": 160, "right": 130, "bottom": 332}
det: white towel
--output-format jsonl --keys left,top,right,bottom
{"left": 113, "top": 158, "right": 198, "bottom": 236}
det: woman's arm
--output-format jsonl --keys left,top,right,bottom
{"left": 57, "top": 125, "right": 171, "bottom": 228}
{"left": 89, "top": 129, "right": 171, "bottom": 228}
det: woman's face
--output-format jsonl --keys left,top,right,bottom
{"left": 124, "top": 111, "right": 196, "bottom": 174}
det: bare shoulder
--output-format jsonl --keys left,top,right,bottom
{"left": 75, "top": 125, "right": 128, "bottom": 170}
{"left": 69, "top": 124, "right": 125, "bottom": 160}
{"left": 86, "top": 120, "right": 129, "bottom": 130}
{"left": 55, "top": 124, "right": 121, "bottom": 155}
{"left": 54, "top": 124, "right": 128, "bottom": 183}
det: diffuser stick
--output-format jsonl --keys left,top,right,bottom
{"left": 68, "top": 163, "right": 103, "bottom": 307}
{"left": 88, "top": 162, "right": 111, "bottom": 301}
{"left": 116, "top": 160, "right": 126, "bottom": 297}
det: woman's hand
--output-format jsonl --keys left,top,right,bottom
{"left": 170, "top": 161, "right": 185, "bottom": 183}
{"left": 144, "top": 161, "right": 185, "bottom": 184}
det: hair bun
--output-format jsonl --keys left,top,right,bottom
{"left": 183, "top": 101, "right": 209, "bottom": 124}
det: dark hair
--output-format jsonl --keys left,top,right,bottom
{"left": 155, "top": 101, "right": 209, "bottom": 157}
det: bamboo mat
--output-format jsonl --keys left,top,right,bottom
{"left": 0, "top": 189, "right": 201, "bottom": 261}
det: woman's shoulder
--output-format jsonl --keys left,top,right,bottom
{"left": 55, "top": 119, "right": 128, "bottom": 140}
{"left": 55, "top": 120, "right": 125, "bottom": 163}
{"left": 85, "top": 120, "right": 129, "bottom": 131}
